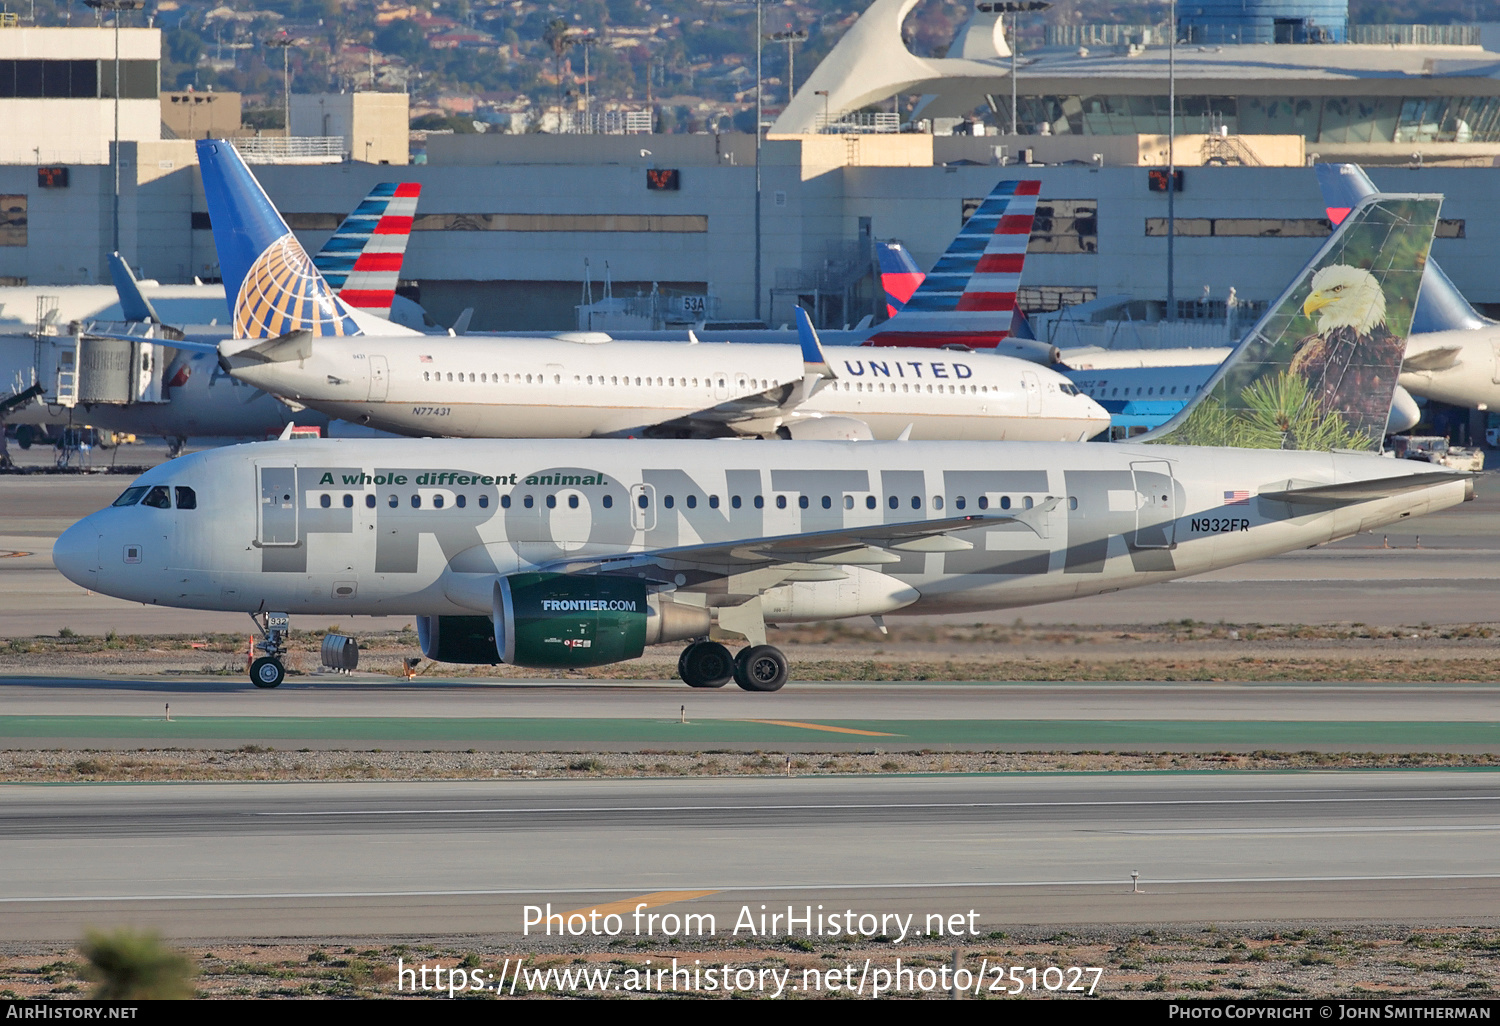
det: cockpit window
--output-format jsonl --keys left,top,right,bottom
{"left": 111, "top": 487, "right": 148, "bottom": 507}
{"left": 141, "top": 485, "right": 171, "bottom": 509}
{"left": 175, "top": 487, "right": 197, "bottom": 510}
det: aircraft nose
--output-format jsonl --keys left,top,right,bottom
{"left": 52, "top": 519, "right": 99, "bottom": 588}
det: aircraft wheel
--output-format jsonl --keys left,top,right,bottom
{"left": 250, "top": 657, "right": 285, "bottom": 689}
{"left": 15, "top": 425, "right": 33, "bottom": 450}
{"left": 680, "top": 641, "right": 733, "bottom": 688}
{"left": 733, "top": 645, "right": 788, "bottom": 693}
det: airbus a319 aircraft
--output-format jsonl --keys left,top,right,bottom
{"left": 193, "top": 140, "right": 1105, "bottom": 443}
{"left": 54, "top": 190, "right": 1473, "bottom": 692}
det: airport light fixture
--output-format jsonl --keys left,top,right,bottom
{"left": 765, "top": 28, "right": 808, "bottom": 104}
{"left": 989, "top": 2, "right": 1050, "bottom": 138}
{"left": 264, "top": 33, "right": 294, "bottom": 141}
{"left": 1167, "top": 0, "right": 1177, "bottom": 322}
{"left": 83, "top": 0, "right": 143, "bottom": 256}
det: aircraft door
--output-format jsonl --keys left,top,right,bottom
{"left": 1130, "top": 460, "right": 1177, "bottom": 549}
{"left": 630, "top": 483, "right": 656, "bottom": 532}
{"left": 1022, "top": 371, "right": 1042, "bottom": 415}
{"left": 1491, "top": 341, "right": 1500, "bottom": 385}
{"left": 257, "top": 465, "right": 299, "bottom": 546}
{"left": 368, "top": 356, "right": 389, "bottom": 401}
{"left": 713, "top": 372, "right": 730, "bottom": 401}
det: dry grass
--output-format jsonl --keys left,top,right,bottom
{"left": 1, "top": 926, "right": 1495, "bottom": 999}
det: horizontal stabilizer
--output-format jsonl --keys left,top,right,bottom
{"left": 1259, "top": 470, "right": 1471, "bottom": 505}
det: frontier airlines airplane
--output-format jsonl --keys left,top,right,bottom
{"left": 54, "top": 192, "right": 1471, "bottom": 691}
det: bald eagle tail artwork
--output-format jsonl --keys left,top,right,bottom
{"left": 1141, "top": 192, "right": 1441, "bottom": 453}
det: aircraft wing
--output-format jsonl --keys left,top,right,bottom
{"left": 540, "top": 503, "right": 1059, "bottom": 580}
{"left": 1259, "top": 471, "right": 1472, "bottom": 506}
{"left": 77, "top": 321, "right": 222, "bottom": 357}
{"left": 619, "top": 308, "right": 842, "bottom": 438}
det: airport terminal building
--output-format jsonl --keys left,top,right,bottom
{"left": 2, "top": 7, "right": 1500, "bottom": 334}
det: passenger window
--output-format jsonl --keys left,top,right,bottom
{"left": 709, "top": 495, "right": 719, "bottom": 509}
{"left": 955, "top": 496, "right": 966, "bottom": 510}
{"left": 456, "top": 494, "right": 466, "bottom": 508}
{"left": 843, "top": 495, "right": 853, "bottom": 510}
{"left": 388, "top": 495, "right": 398, "bottom": 508}
{"left": 754, "top": 496, "right": 764, "bottom": 509}
{"left": 798, "top": 496, "right": 808, "bottom": 509}
{"left": 865, "top": 496, "right": 876, "bottom": 509}
{"left": 546, "top": 494, "right": 556, "bottom": 509}
{"left": 888, "top": 496, "right": 898, "bottom": 509}
{"left": 142, "top": 486, "right": 171, "bottom": 509}
{"left": 1000, "top": 496, "right": 1012, "bottom": 510}
{"left": 978, "top": 496, "right": 989, "bottom": 510}
{"left": 732, "top": 496, "right": 742, "bottom": 509}
{"left": 411, "top": 494, "right": 421, "bottom": 508}
{"left": 524, "top": 495, "right": 534, "bottom": 509}
{"left": 320, "top": 494, "right": 331, "bottom": 509}
{"left": 568, "top": 494, "right": 579, "bottom": 509}
{"left": 933, "top": 496, "right": 944, "bottom": 510}
{"left": 776, "top": 496, "right": 787, "bottom": 510}
{"left": 434, "top": 494, "right": 445, "bottom": 509}
{"left": 602, "top": 494, "right": 613, "bottom": 509}
{"left": 686, "top": 495, "right": 697, "bottom": 509}
{"left": 482, "top": 495, "right": 492, "bottom": 508}
{"left": 343, "top": 494, "right": 353, "bottom": 508}
{"left": 664, "top": 495, "right": 675, "bottom": 509}
{"left": 112, "top": 487, "right": 148, "bottom": 507}
{"left": 175, "top": 486, "right": 197, "bottom": 510}
{"left": 1069, "top": 496, "right": 1078, "bottom": 510}
{"left": 911, "top": 496, "right": 921, "bottom": 510}
{"left": 821, "top": 496, "right": 831, "bottom": 509}
{"left": 1024, "top": 496, "right": 1034, "bottom": 509}
{"left": 637, "top": 494, "right": 649, "bottom": 509}
{"left": 365, "top": 494, "right": 375, "bottom": 509}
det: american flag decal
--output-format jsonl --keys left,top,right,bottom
{"left": 1224, "top": 490, "right": 1250, "bottom": 505}
{"left": 419, "top": 355, "right": 432, "bottom": 363}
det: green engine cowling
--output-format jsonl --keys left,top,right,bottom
{"left": 416, "top": 615, "right": 499, "bottom": 664}
{"left": 493, "top": 572, "right": 709, "bottom": 669}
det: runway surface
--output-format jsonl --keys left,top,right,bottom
{"left": 4, "top": 677, "right": 1497, "bottom": 750}
{"left": 2, "top": 771, "right": 1496, "bottom": 940}
{"left": 6, "top": 473, "right": 1500, "bottom": 636}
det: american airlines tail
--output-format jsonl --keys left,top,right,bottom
{"left": 863, "top": 178, "right": 1039, "bottom": 349}
{"left": 312, "top": 182, "right": 421, "bottom": 320}
{"left": 196, "top": 139, "right": 421, "bottom": 340}
{"left": 1144, "top": 191, "right": 1440, "bottom": 452}
{"left": 1316, "top": 163, "right": 1489, "bottom": 334}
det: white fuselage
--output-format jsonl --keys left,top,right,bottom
{"left": 226, "top": 336, "right": 1110, "bottom": 442}
{"left": 55, "top": 437, "right": 1469, "bottom": 626}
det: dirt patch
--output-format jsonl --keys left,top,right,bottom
{"left": 2, "top": 748, "right": 1495, "bottom": 783}
{"left": 3, "top": 925, "right": 1495, "bottom": 999}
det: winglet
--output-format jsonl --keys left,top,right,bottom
{"left": 450, "top": 308, "right": 473, "bottom": 336}
{"left": 795, "top": 306, "right": 834, "bottom": 378}
{"left": 108, "top": 252, "right": 160, "bottom": 324}
{"left": 277, "top": 421, "right": 296, "bottom": 441}
{"left": 896, "top": 423, "right": 914, "bottom": 441}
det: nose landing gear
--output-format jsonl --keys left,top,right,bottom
{"left": 249, "top": 611, "right": 291, "bottom": 688}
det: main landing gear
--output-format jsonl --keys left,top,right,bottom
{"left": 249, "top": 611, "right": 291, "bottom": 688}
{"left": 678, "top": 640, "right": 789, "bottom": 692}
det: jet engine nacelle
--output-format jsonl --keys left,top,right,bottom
{"left": 416, "top": 614, "right": 500, "bottom": 664}
{"left": 491, "top": 572, "right": 710, "bottom": 668}
{"left": 782, "top": 415, "right": 875, "bottom": 441}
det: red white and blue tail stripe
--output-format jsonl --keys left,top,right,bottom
{"left": 864, "top": 179, "right": 1039, "bottom": 349}
{"left": 313, "top": 182, "right": 421, "bottom": 319}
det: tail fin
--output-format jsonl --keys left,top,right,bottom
{"left": 864, "top": 178, "right": 1039, "bottom": 348}
{"left": 1143, "top": 193, "right": 1440, "bottom": 452}
{"left": 313, "top": 182, "right": 421, "bottom": 319}
{"left": 1316, "top": 163, "right": 1489, "bottom": 333}
{"left": 876, "top": 241, "right": 924, "bottom": 318}
{"left": 196, "top": 139, "right": 362, "bottom": 339}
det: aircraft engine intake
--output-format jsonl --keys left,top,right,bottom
{"left": 416, "top": 615, "right": 500, "bottom": 664}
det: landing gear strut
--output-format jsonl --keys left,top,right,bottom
{"left": 678, "top": 640, "right": 734, "bottom": 688}
{"left": 249, "top": 611, "right": 290, "bottom": 688}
